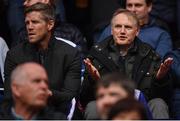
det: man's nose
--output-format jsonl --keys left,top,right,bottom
{"left": 40, "top": 81, "right": 48, "bottom": 89}
{"left": 27, "top": 22, "right": 33, "bottom": 30}
{"left": 120, "top": 26, "right": 126, "bottom": 33}
{"left": 129, "top": 5, "right": 136, "bottom": 13}
{"left": 102, "top": 96, "right": 113, "bottom": 107}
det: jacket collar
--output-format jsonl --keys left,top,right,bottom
{"left": 108, "top": 36, "right": 139, "bottom": 55}
{"left": 26, "top": 35, "right": 56, "bottom": 52}
{"left": 141, "top": 16, "right": 157, "bottom": 28}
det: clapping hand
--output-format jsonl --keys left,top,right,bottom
{"left": 84, "top": 58, "right": 100, "bottom": 81}
{"left": 156, "top": 57, "right": 173, "bottom": 80}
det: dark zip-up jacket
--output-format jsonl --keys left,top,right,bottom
{"left": 4, "top": 36, "right": 81, "bottom": 114}
{"left": 80, "top": 36, "right": 172, "bottom": 107}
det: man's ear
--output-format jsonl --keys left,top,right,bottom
{"left": 136, "top": 28, "right": 140, "bottom": 36}
{"left": 47, "top": 20, "right": 55, "bottom": 31}
{"left": 148, "top": 4, "right": 152, "bottom": 13}
{"left": 11, "top": 83, "right": 21, "bottom": 97}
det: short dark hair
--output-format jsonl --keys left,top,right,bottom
{"left": 111, "top": 8, "right": 139, "bottom": 28}
{"left": 125, "top": 0, "right": 153, "bottom": 6}
{"left": 25, "top": 2, "right": 55, "bottom": 22}
{"left": 96, "top": 72, "right": 135, "bottom": 97}
{"left": 145, "top": 0, "right": 153, "bottom": 6}
{"left": 108, "top": 97, "right": 148, "bottom": 120}
{"left": 49, "top": 0, "right": 55, "bottom": 6}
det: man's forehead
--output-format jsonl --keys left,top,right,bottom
{"left": 113, "top": 13, "right": 138, "bottom": 27}
{"left": 97, "top": 83, "right": 121, "bottom": 91}
{"left": 126, "top": 0, "right": 146, "bottom": 4}
{"left": 24, "top": 0, "right": 41, "bottom": 3}
{"left": 24, "top": 0, "right": 44, "bottom": 5}
{"left": 114, "top": 13, "right": 133, "bottom": 21}
{"left": 24, "top": 0, "right": 51, "bottom": 4}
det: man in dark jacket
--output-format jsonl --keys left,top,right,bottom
{"left": 0, "top": 62, "right": 66, "bottom": 120}
{"left": 23, "top": 0, "right": 87, "bottom": 54}
{"left": 8, "top": 0, "right": 87, "bottom": 55}
{"left": 4, "top": 3, "right": 81, "bottom": 115}
{"left": 81, "top": 9, "right": 173, "bottom": 119}
{"left": 98, "top": 0, "right": 172, "bottom": 58}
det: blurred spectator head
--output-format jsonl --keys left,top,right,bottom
{"left": 24, "top": 3, "right": 55, "bottom": 44}
{"left": 108, "top": 97, "right": 148, "bottom": 120}
{"left": 126, "top": 0, "right": 153, "bottom": 25}
{"left": 96, "top": 72, "right": 135, "bottom": 119}
{"left": 111, "top": 8, "right": 139, "bottom": 47}
{"left": 11, "top": 62, "right": 51, "bottom": 109}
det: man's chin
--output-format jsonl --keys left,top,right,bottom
{"left": 33, "top": 102, "right": 47, "bottom": 109}
{"left": 29, "top": 39, "right": 36, "bottom": 43}
{"left": 116, "top": 42, "right": 129, "bottom": 46}
{"left": 28, "top": 40, "right": 39, "bottom": 44}
{"left": 99, "top": 110, "right": 109, "bottom": 119}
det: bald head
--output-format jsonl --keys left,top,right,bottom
{"left": 11, "top": 62, "right": 47, "bottom": 85}
{"left": 111, "top": 8, "right": 140, "bottom": 29}
{"left": 11, "top": 62, "right": 50, "bottom": 110}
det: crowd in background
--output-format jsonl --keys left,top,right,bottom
{"left": 0, "top": 0, "right": 180, "bottom": 120}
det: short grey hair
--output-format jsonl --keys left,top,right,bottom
{"left": 10, "top": 62, "right": 44, "bottom": 85}
{"left": 11, "top": 63, "right": 29, "bottom": 85}
{"left": 111, "top": 8, "right": 140, "bottom": 28}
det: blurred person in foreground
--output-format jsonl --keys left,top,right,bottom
{"left": 85, "top": 72, "right": 152, "bottom": 119}
{"left": 108, "top": 97, "right": 148, "bottom": 120}
{"left": 0, "top": 62, "right": 66, "bottom": 119}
